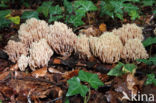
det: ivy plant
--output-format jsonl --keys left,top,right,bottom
{"left": 0, "top": 10, "right": 20, "bottom": 28}
{"left": 100, "top": 0, "right": 140, "bottom": 20}
{"left": 64, "top": 0, "right": 97, "bottom": 27}
{"left": 107, "top": 62, "right": 137, "bottom": 76}
{"left": 66, "top": 70, "right": 104, "bottom": 103}
{"left": 136, "top": 56, "right": 156, "bottom": 65}
{"left": 37, "top": 1, "right": 53, "bottom": 18}
{"left": 142, "top": 37, "right": 156, "bottom": 47}
{"left": 145, "top": 73, "right": 156, "bottom": 86}
{"left": 141, "top": 0, "right": 156, "bottom": 7}
{"left": 21, "top": 11, "right": 39, "bottom": 19}
{"left": 48, "top": 5, "right": 63, "bottom": 23}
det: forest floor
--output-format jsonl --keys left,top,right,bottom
{"left": 0, "top": 0, "right": 156, "bottom": 103}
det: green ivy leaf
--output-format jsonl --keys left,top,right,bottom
{"left": 153, "top": 10, "right": 156, "bottom": 14}
{"left": 7, "top": 16, "right": 20, "bottom": 24}
{"left": 124, "top": 0, "right": 140, "bottom": 2}
{"left": 48, "top": 5, "right": 63, "bottom": 22}
{"left": 67, "top": 15, "right": 84, "bottom": 27}
{"left": 107, "top": 62, "right": 124, "bottom": 76}
{"left": 143, "top": 37, "right": 156, "bottom": 47}
{"left": 21, "top": 11, "right": 39, "bottom": 19}
{"left": 49, "top": 5, "right": 62, "bottom": 15}
{"left": 0, "top": 18, "right": 11, "bottom": 28}
{"left": 66, "top": 77, "right": 89, "bottom": 97}
{"left": 0, "top": 3, "right": 8, "bottom": 8}
{"left": 129, "top": 10, "right": 140, "bottom": 20}
{"left": 64, "top": 0, "right": 73, "bottom": 13}
{"left": 37, "top": 1, "right": 53, "bottom": 17}
{"left": 0, "top": 10, "right": 11, "bottom": 18}
{"left": 123, "top": 3, "right": 139, "bottom": 12}
{"left": 145, "top": 73, "right": 156, "bottom": 86}
{"left": 149, "top": 57, "right": 156, "bottom": 65}
{"left": 142, "top": 0, "right": 156, "bottom": 6}
{"left": 123, "top": 64, "right": 136, "bottom": 73}
{"left": 74, "top": 0, "right": 97, "bottom": 12}
{"left": 136, "top": 56, "right": 156, "bottom": 65}
{"left": 123, "top": 3, "right": 139, "bottom": 20}
{"left": 48, "top": 15, "right": 63, "bottom": 23}
{"left": 78, "top": 70, "right": 104, "bottom": 89}
{"left": 100, "top": 1, "right": 114, "bottom": 18}
{"left": 65, "top": 98, "right": 70, "bottom": 103}
{"left": 136, "top": 59, "right": 153, "bottom": 65}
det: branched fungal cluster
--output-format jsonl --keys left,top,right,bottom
{"left": 4, "top": 18, "right": 149, "bottom": 71}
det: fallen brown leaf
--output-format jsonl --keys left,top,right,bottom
{"left": 32, "top": 67, "right": 47, "bottom": 78}
{"left": 0, "top": 71, "right": 10, "bottom": 81}
{"left": 99, "top": 23, "right": 107, "bottom": 32}
{"left": 10, "top": 63, "right": 18, "bottom": 71}
{"left": 48, "top": 67, "right": 63, "bottom": 74}
{"left": 63, "top": 69, "right": 79, "bottom": 80}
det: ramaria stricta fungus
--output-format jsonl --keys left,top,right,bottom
{"left": 18, "top": 18, "right": 50, "bottom": 46}
{"left": 4, "top": 40, "right": 28, "bottom": 63}
{"left": 3, "top": 19, "right": 150, "bottom": 71}
{"left": 89, "top": 32, "right": 123, "bottom": 63}
{"left": 74, "top": 34, "right": 92, "bottom": 59}
{"left": 17, "top": 54, "right": 29, "bottom": 71}
{"left": 47, "top": 21, "right": 77, "bottom": 56}
{"left": 29, "top": 39, "right": 53, "bottom": 71}
{"left": 112, "top": 23, "right": 144, "bottom": 44}
{"left": 121, "top": 38, "right": 149, "bottom": 60}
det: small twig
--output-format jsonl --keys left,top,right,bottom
{"left": 73, "top": 25, "right": 90, "bottom": 32}
{"left": 0, "top": 72, "right": 12, "bottom": 83}
{"left": 46, "top": 96, "right": 63, "bottom": 103}
{"left": 14, "top": 76, "right": 62, "bottom": 86}
{"left": 27, "top": 89, "right": 34, "bottom": 103}
{"left": 87, "top": 12, "right": 91, "bottom": 25}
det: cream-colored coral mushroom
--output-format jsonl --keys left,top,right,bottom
{"left": 74, "top": 34, "right": 92, "bottom": 59}
{"left": 47, "top": 21, "right": 77, "bottom": 56}
{"left": 29, "top": 39, "right": 53, "bottom": 71}
{"left": 89, "top": 32, "right": 123, "bottom": 63}
{"left": 18, "top": 18, "right": 50, "bottom": 46}
{"left": 112, "top": 23, "right": 144, "bottom": 44}
{"left": 121, "top": 38, "right": 149, "bottom": 60}
{"left": 17, "top": 54, "right": 29, "bottom": 71}
{"left": 4, "top": 40, "right": 28, "bottom": 63}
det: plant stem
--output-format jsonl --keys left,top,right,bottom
{"left": 83, "top": 88, "right": 91, "bottom": 103}
{"left": 84, "top": 96, "right": 87, "bottom": 103}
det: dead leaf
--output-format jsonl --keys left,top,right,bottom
{"left": 32, "top": 67, "right": 47, "bottom": 78}
{"left": 53, "top": 58, "right": 61, "bottom": 64}
{"left": 63, "top": 69, "right": 79, "bottom": 80}
{"left": 126, "top": 74, "right": 138, "bottom": 95}
{"left": 99, "top": 23, "right": 107, "bottom": 32}
{"left": 80, "top": 26, "right": 101, "bottom": 37}
{"left": 126, "top": 74, "right": 144, "bottom": 95}
{"left": 10, "top": 63, "right": 18, "bottom": 71}
{"left": 0, "top": 71, "right": 10, "bottom": 81}
{"left": 48, "top": 67, "right": 63, "bottom": 74}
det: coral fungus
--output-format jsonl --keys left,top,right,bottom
{"left": 47, "top": 21, "right": 77, "bottom": 56}
{"left": 4, "top": 40, "right": 28, "bottom": 63}
{"left": 17, "top": 54, "right": 29, "bottom": 71}
{"left": 74, "top": 34, "right": 92, "bottom": 59}
{"left": 121, "top": 38, "right": 148, "bottom": 60}
{"left": 29, "top": 39, "right": 53, "bottom": 71}
{"left": 18, "top": 18, "right": 50, "bottom": 46}
{"left": 89, "top": 32, "right": 123, "bottom": 63}
{"left": 112, "top": 23, "right": 144, "bottom": 44}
